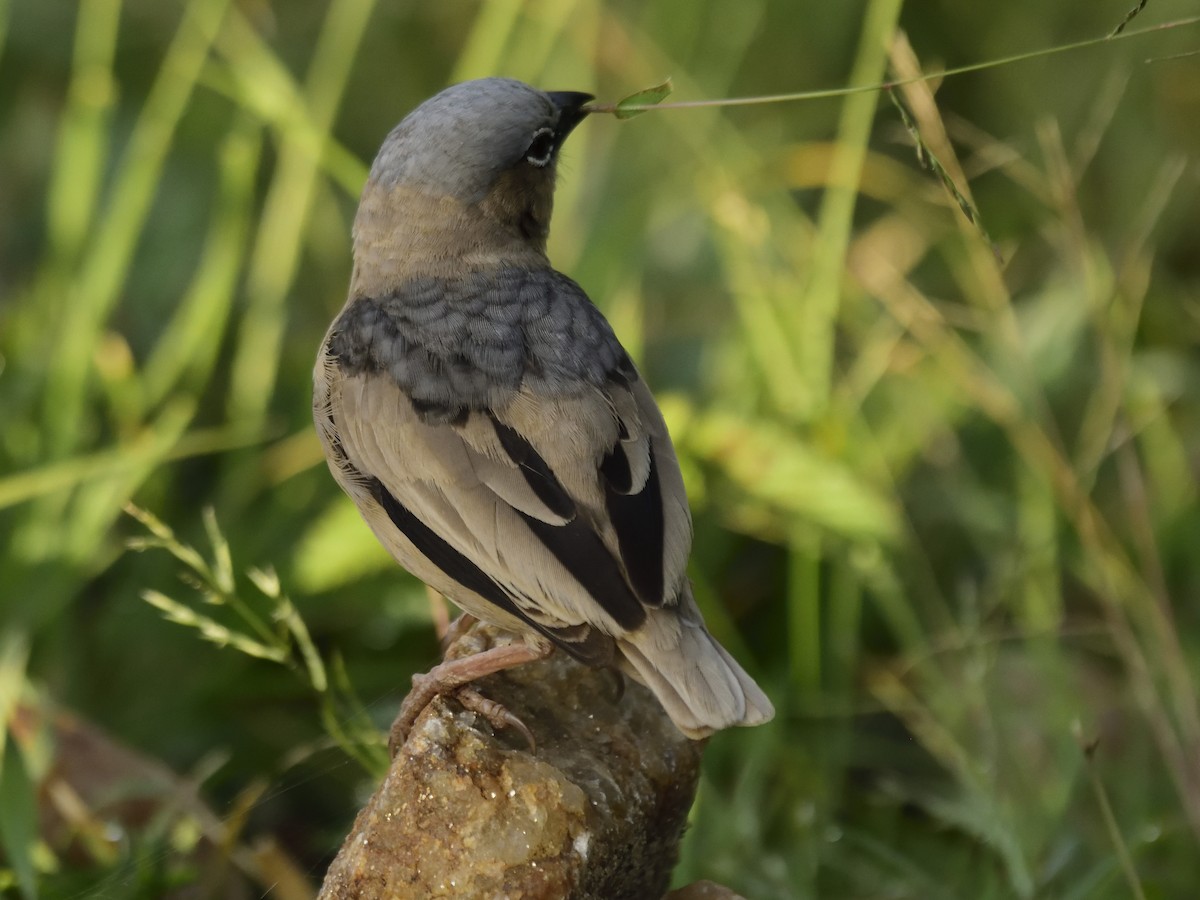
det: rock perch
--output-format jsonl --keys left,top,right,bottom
{"left": 318, "top": 624, "right": 707, "bottom": 899}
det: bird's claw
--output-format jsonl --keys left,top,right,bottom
{"left": 456, "top": 686, "right": 537, "bottom": 753}
{"left": 386, "top": 640, "right": 551, "bottom": 757}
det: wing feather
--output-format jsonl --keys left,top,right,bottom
{"left": 330, "top": 372, "right": 653, "bottom": 633}
{"left": 318, "top": 269, "right": 694, "bottom": 633}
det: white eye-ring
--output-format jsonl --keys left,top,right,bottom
{"left": 525, "top": 127, "right": 556, "bottom": 167}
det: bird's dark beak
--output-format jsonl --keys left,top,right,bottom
{"left": 547, "top": 91, "right": 594, "bottom": 142}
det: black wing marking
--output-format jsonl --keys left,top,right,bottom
{"left": 601, "top": 437, "right": 666, "bottom": 607}
{"left": 368, "top": 475, "right": 614, "bottom": 666}
{"left": 487, "top": 413, "right": 648, "bottom": 631}
{"left": 599, "top": 443, "right": 632, "bottom": 493}
{"left": 410, "top": 396, "right": 469, "bottom": 426}
{"left": 600, "top": 356, "right": 668, "bottom": 605}
{"left": 489, "top": 414, "right": 576, "bottom": 520}
{"left": 514, "top": 510, "right": 647, "bottom": 631}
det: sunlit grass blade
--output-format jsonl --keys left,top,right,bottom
{"left": 504, "top": 0, "right": 590, "bottom": 84}
{"left": 0, "top": 423, "right": 261, "bottom": 512}
{"left": 796, "top": 0, "right": 904, "bottom": 419}
{"left": 225, "top": 0, "right": 378, "bottom": 431}
{"left": 141, "top": 117, "right": 263, "bottom": 411}
{"left": 43, "top": 0, "right": 233, "bottom": 458}
{"left": 291, "top": 497, "right": 394, "bottom": 593}
{"left": 683, "top": 408, "right": 901, "bottom": 542}
{"left": 452, "top": 0, "right": 525, "bottom": 82}
{"left": 60, "top": 402, "right": 193, "bottom": 565}
{"left": 43, "top": 0, "right": 122, "bottom": 269}
{"left": 198, "top": 59, "right": 367, "bottom": 195}
{"left": 142, "top": 590, "right": 288, "bottom": 661}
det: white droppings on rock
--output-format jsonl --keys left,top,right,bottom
{"left": 573, "top": 830, "right": 591, "bottom": 860}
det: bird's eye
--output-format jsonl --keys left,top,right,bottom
{"left": 524, "top": 127, "right": 556, "bottom": 167}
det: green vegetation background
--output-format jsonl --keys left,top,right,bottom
{"left": 2, "top": 0, "right": 1199, "bottom": 896}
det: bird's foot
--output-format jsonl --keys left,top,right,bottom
{"left": 388, "top": 640, "right": 550, "bottom": 756}
{"left": 456, "top": 686, "right": 537, "bottom": 753}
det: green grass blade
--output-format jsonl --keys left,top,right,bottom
{"left": 43, "top": 0, "right": 233, "bottom": 458}
{"left": 0, "top": 0, "right": 10, "bottom": 66}
{"left": 796, "top": 0, "right": 904, "bottom": 419}
{"left": 43, "top": 0, "right": 122, "bottom": 269}
{"left": 224, "top": 0, "right": 378, "bottom": 430}
{"left": 0, "top": 633, "right": 35, "bottom": 900}
{"left": 141, "top": 116, "right": 263, "bottom": 410}
{"left": 452, "top": 0, "right": 524, "bottom": 81}
{"left": 0, "top": 740, "right": 38, "bottom": 900}
{"left": 0, "top": 422, "right": 261, "bottom": 512}
{"left": 787, "top": 531, "right": 822, "bottom": 695}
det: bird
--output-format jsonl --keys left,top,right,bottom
{"left": 313, "top": 77, "right": 774, "bottom": 751}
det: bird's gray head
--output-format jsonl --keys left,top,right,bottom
{"left": 370, "top": 78, "right": 591, "bottom": 198}
{"left": 357, "top": 78, "right": 591, "bottom": 261}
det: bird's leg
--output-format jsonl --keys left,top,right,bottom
{"left": 425, "top": 585, "right": 452, "bottom": 641}
{"left": 388, "top": 641, "right": 552, "bottom": 756}
{"left": 439, "top": 611, "right": 478, "bottom": 652}
{"left": 423, "top": 587, "right": 477, "bottom": 650}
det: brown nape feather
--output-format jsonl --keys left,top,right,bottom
{"left": 477, "top": 166, "right": 557, "bottom": 249}
{"left": 351, "top": 183, "right": 548, "bottom": 292}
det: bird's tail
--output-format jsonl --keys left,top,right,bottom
{"left": 616, "top": 589, "right": 774, "bottom": 740}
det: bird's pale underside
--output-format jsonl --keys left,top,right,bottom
{"left": 313, "top": 77, "right": 773, "bottom": 744}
